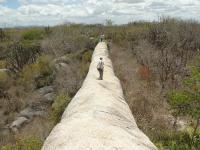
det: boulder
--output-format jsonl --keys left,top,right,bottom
{"left": 38, "top": 86, "right": 54, "bottom": 95}
{"left": 43, "top": 93, "right": 56, "bottom": 103}
{"left": 55, "top": 63, "right": 68, "bottom": 70}
{"left": 162, "top": 115, "right": 189, "bottom": 131}
{"left": 0, "top": 69, "right": 10, "bottom": 73}
{"left": 53, "top": 56, "right": 69, "bottom": 64}
{"left": 10, "top": 117, "right": 29, "bottom": 132}
{"left": 19, "top": 107, "right": 47, "bottom": 119}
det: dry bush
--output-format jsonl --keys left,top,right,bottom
{"left": 135, "top": 39, "right": 188, "bottom": 90}
{"left": 0, "top": 28, "right": 6, "bottom": 40}
{"left": 6, "top": 41, "right": 40, "bottom": 72}
{"left": 0, "top": 72, "right": 11, "bottom": 90}
{"left": 1, "top": 97, "right": 24, "bottom": 114}
{"left": 110, "top": 43, "right": 169, "bottom": 134}
{"left": 1, "top": 136, "right": 42, "bottom": 150}
{"left": 41, "top": 25, "right": 98, "bottom": 57}
{"left": 18, "top": 117, "right": 54, "bottom": 141}
{"left": 51, "top": 92, "right": 71, "bottom": 124}
{"left": 20, "top": 55, "right": 54, "bottom": 89}
{"left": 0, "top": 60, "right": 7, "bottom": 69}
{"left": 137, "top": 65, "right": 151, "bottom": 80}
{"left": 0, "top": 131, "right": 15, "bottom": 149}
{"left": 54, "top": 63, "right": 80, "bottom": 96}
{"left": 129, "top": 93, "right": 154, "bottom": 123}
{"left": 54, "top": 51, "right": 91, "bottom": 96}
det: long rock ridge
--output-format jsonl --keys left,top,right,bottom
{"left": 42, "top": 42, "right": 157, "bottom": 150}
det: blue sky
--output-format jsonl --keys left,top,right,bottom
{"left": 3, "top": 0, "right": 20, "bottom": 8}
{"left": 0, "top": 0, "right": 200, "bottom": 27}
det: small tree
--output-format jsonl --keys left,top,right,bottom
{"left": 168, "top": 61, "right": 200, "bottom": 141}
{"left": 0, "top": 28, "right": 6, "bottom": 40}
{"left": 7, "top": 42, "right": 40, "bottom": 72}
{"left": 105, "top": 19, "right": 113, "bottom": 26}
{"left": 44, "top": 26, "right": 51, "bottom": 35}
{"left": 184, "top": 65, "right": 200, "bottom": 139}
{"left": 168, "top": 90, "right": 190, "bottom": 130}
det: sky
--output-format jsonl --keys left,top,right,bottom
{"left": 0, "top": 0, "right": 200, "bottom": 27}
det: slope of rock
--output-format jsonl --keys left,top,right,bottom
{"left": 42, "top": 42, "right": 157, "bottom": 150}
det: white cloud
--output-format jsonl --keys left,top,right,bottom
{"left": 0, "top": 0, "right": 6, "bottom": 4}
{"left": 18, "top": 0, "right": 29, "bottom": 5}
{"left": 114, "top": 0, "right": 145, "bottom": 4}
{"left": 0, "top": 0, "right": 200, "bottom": 27}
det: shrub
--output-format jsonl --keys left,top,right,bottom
{"left": 20, "top": 55, "right": 54, "bottom": 89}
{"left": 1, "top": 137, "right": 42, "bottom": 150}
{"left": 149, "top": 130, "right": 199, "bottom": 150}
{"left": 79, "top": 62, "right": 90, "bottom": 79}
{"left": 23, "top": 29, "right": 44, "bottom": 40}
{"left": 51, "top": 92, "right": 71, "bottom": 124}
{"left": 0, "top": 72, "right": 10, "bottom": 90}
{"left": 138, "top": 65, "right": 151, "bottom": 80}
{"left": 82, "top": 50, "right": 93, "bottom": 63}
{"left": 7, "top": 41, "right": 40, "bottom": 72}
{"left": 0, "top": 28, "right": 6, "bottom": 40}
{"left": 0, "top": 60, "right": 7, "bottom": 69}
{"left": 168, "top": 61, "right": 200, "bottom": 135}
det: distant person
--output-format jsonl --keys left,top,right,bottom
{"left": 100, "top": 34, "right": 105, "bottom": 42}
{"left": 97, "top": 57, "right": 104, "bottom": 80}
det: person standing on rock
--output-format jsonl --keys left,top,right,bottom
{"left": 97, "top": 57, "right": 104, "bottom": 80}
{"left": 100, "top": 34, "right": 105, "bottom": 42}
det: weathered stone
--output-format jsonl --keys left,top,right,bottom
{"left": 55, "top": 63, "right": 69, "bottom": 70}
{"left": 10, "top": 117, "right": 28, "bottom": 129}
{"left": 161, "top": 115, "right": 189, "bottom": 131}
{"left": 42, "top": 42, "right": 157, "bottom": 150}
{"left": 19, "top": 107, "right": 47, "bottom": 119}
{"left": 43, "top": 93, "right": 56, "bottom": 103}
{"left": 53, "top": 56, "right": 70, "bottom": 67}
{"left": 38, "top": 86, "right": 54, "bottom": 95}
{"left": 0, "top": 69, "right": 10, "bottom": 73}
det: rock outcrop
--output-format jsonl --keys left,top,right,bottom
{"left": 42, "top": 42, "right": 157, "bottom": 150}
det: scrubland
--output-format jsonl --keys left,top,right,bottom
{"left": 0, "top": 18, "right": 200, "bottom": 149}
{"left": 108, "top": 18, "right": 200, "bottom": 150}
{"left": 0, "top": 24, "right": 98, "bottom": 149}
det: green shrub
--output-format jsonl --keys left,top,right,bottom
{"left": 23, "top": 29, "right": 44, "bottom": 40}
{"left": 0, "top": 72, "right": 10, "bottom": 90}
{"left": 79, "top": 63, "right": 90, "bottom": 78}
{"left": 0, "top": 60, "right": 7, "bottom": 69}
{"left": 7, "top": 41, "right": 40, "bottom": 72}
{"left": 1, "top": 137, "right": 42, "bottom": 150}
{"left": 20, "top": 55, "right": 54, "bottom": 89}
{"left": 51, "top": 92, "right": 71, "bottom": 124}
{"left": 82, "top": 50, "right": 92, "bottom": 63}
{"left": 168, "top": 90, "right": 191, "bottom": 111}
{"left": 77, "top": 50, "right": 92, "bottom": 78}
{"left": 0, "top": 28, "right": 6, "bottom": 40}
{"left": 150, "top": 130, "right": 199, "bottom": 150}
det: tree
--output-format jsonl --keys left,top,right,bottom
{"left": 168, "top": 56, "right": 200, "bottom": 141}
{"left": 184, "top": 64, "right": 200, "bottom": 139}
{"left": 44, "top": 26, "right": 51, "bottom": 35}
{"left": 7, "top": 42, "right": 40, "bottom": 72}
{"left": 0, "top": 28, "right": 6, "bottom": 40}
{"left": 105, "top": 19, "right": 113, "bottom": 26}
{"left": 168, "top": 90, "right": 190, "bottom": 130}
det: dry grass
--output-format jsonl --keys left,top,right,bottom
{"left": 137, "top": 65, "right": 151, "bottom": 81}
{"left": 110, "top": 44, "right": 169, "bottom": 132}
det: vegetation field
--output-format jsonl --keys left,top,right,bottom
{"left": 0, "top": 18, "right": 200, "bottom": 149}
